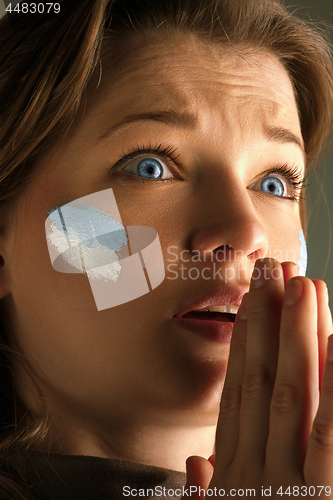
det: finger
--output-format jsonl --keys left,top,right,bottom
{"left": 267, "top": 277, "right": 318, "bottom": 475}
{"left": 214, "top": 293, "right": 248, "bottom": 470}
{"left": 208, "top": 454, "right": 215, "bottom": 467}
{"left": 311, "top": 280, "right": 333, "bottom": 392}
{"left": 305, "top": 334, "right": 333, "bottom": 489}
{"left": 183, "top": 456, "right": 214, "bottom": 500}
{"left": 236, "top": 259, "right": 284, "bottom": 465}
{"left": 281, "top": 261, "right": 299, "bottom": 288}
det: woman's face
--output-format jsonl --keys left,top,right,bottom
{"left": 1, "top": 38, "right": 305, "bottom": 432}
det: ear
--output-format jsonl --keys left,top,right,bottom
{"left": 0, "top": 216, "right": 14, "bottom": 299}
{"left": 0, "top": 252, "right": 11, "bottom": 299}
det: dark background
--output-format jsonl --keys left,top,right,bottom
{"left": 0, "top": 0, "right": 332, "bottom": 306}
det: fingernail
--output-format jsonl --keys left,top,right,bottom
{"left": 285, "top": 279, "right": 304, "bottom": 306}
{"left": 251, "top": 259, "right": 273, "bottom": 288}
{"left": 238, "top": 293, "right": 247, "bottom": 321}
{"left": 326, "top": 285, "right": 330, "bottom": 305}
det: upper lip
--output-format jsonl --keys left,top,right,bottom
{"left": 174, "top": 284, "right": 249, "bottom": 318}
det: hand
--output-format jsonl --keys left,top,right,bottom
{"left": 183, "top": 259, "right": 333, "bottom": 499}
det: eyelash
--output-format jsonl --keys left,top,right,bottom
{"left": 111, "top": 143, "right": 308, "bottom": 202}
{"left": 113, "top": 143, "right": 182, "bottom": 178}
{"left": 259, "top": 163, "right": 309, "bottom": 202}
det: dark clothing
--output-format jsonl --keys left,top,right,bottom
{"left": 3, "top": 451, "right": 187, "bottom": 499}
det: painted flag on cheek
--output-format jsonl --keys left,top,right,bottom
{"left": 45, "top": 188, "right": 165, "bottom": 310}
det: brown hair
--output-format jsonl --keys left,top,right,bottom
{"left": 0, "top": 0, "right": 332, "bottom": 497}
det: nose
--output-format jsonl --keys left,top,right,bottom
{"left": 189, "top": 177, "right": 269, "bottom": 266}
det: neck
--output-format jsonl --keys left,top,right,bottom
{"left": 35, "top": 412, "right": 216, "bottom": 472}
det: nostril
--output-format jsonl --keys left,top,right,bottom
{"left": 214, "top": 245, "right": 233, "bottom": 262}
{"left": 248, "top": 250, "right": 264, "bottom": 263}
{"left": 213, "top": 246, "right": 263, "bottom": 269}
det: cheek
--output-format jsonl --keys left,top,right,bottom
{"left": 269, "top": 225, "right": 305, "bottom": 269}
{"left": 45, "top": 188, "right": 166, "bottom": 312}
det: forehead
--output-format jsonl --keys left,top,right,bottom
{"left": 90, "top": 36, "right": 301, "bottom": 140}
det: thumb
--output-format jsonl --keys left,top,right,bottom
{"left": 182, "top": 455, "right": 214, "bottom": 500}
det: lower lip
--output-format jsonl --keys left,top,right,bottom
{"left": 173, "top": 317, "right": 234, "bottom": 343}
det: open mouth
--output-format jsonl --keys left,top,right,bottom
{"left": 181, "top": 306, "right": 238, "bottom": 323}
{"left": 182, "top": 311, "right": 236, "bottom": 322}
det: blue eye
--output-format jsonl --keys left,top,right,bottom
{"left": 260, "top": 176, "right": 285, "bottom": 197}
{"left": 137, "top": 158, "right": 164, "bottom": 178}
{"left": 120, "top": 155, "right": 174, "bottom": 180}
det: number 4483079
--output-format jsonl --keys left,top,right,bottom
{"left": 276, "top": 486, "right": 331, "bottom": 496}
{"left": 5, "top": 3, "right": 61, "bottom": 14}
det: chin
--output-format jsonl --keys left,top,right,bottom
{"left": 166, "top": 373, "right": 225, "bottom": 425}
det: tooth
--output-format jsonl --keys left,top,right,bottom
{"left": 196, "top": 305, "right": 239, "bottom": 314}
{"left": 207, "top": 306, "right": 228, "bottom": 313}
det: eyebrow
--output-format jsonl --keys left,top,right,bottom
{"left": 265, "top": 126, "right": 306, "bottom": 162}
{"left": 99, "top": 109, "right": 306, "bottom": 160}
{"left": 98, "top": 110, "right": 198, "bottom": 139}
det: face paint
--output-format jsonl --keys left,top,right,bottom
{"left": 45, "top": 188, "right": 165, "bottom": 310}
{"left": 297, "top": 228, "right": 308, "bottom": 277}
{"left": 47, "top": 204, "right": 128, "bottom": 281}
